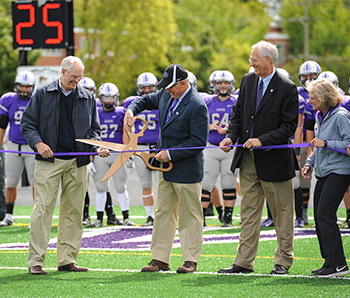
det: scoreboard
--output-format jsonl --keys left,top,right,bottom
{"left": 12, "top": 0, "right": 74, "bottom": 49}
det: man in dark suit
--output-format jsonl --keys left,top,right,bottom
{"left": 125, "top": 64, "right": 209, "bottom": 273}
{"left": 218, "top": 41, "right": 299, "bottom": 275}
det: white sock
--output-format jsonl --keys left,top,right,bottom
{"left": 95, "top": 192, "right": 107, "bottom": 212}
{"left": 145, "top": 206, "right": 154, "bottom": 218}
{"left": 118, "top": 191, "right": 129, "bottom": 211}
{"left": 6, "top": 213, "right": 13, "bottom": 221}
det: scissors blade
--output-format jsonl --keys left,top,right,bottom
{"left": 101, "top": 151, "right": 134, "bottom": 182}
{"left": 76, "top": 139, "right": 127, "bottom": 152}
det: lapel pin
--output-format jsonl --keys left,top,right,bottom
{"left": 270, "top": 89, "right": 274, "bottom": 92}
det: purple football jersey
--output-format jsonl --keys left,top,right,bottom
{"left": 206, "top": 95, "right": 236, "bottom": 145}
{"left": 123, "top": 95, "right": 159, "bottom": 144}
{"left": 0, "top": 92, "right": 30, "bottom": 144}
{"left": 98, "top": 106, "right": 125, "bottom": 143}
{"left": 199, "top": 92, "right": 214, "bottom": 104}
{"left": 340, "top": 95, "right": 350, "bottom": 112}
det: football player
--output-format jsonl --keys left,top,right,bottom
{"left": 0, "top": 71, "right": 36, "bottom": 226}
{"left": 201, "top": 70, "right": 237, "bottom": 227}
{"left": 88, "top": 83, "right": 135, "bottom": 227}
{"left": 122, "top": 72, "right": 159, "bottom": 226}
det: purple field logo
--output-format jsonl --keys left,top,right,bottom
{"left": 2, "top": 227, "right": 349, "bottom": 251}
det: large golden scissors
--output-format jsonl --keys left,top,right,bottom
{"left": 76, "top": 116, "right": 173, "bottom": 182}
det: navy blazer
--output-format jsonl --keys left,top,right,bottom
{"left": 227, "top": 71, "right": 299, "bottom": 182}
{"left": 128, "top": 86, "right": 209, "bottom": 183}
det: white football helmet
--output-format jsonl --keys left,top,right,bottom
{"left": 208, "top": 70, "right": 220, "bottom": 94}
{"left": 277, "top": 68, "right": 290, "bottom": 79}
{"left": 299, "top": 61, "right": 321, "bottom": 89}
{"left": 14, "top": 71, "right": 35, "bottom": 99}
{"left": 318, "top": 71, "right": 339, "bottom": 88}
{"left": 214, "top": 70, "right": 235, "bottom": 96}
{"left": 79, "top": 77, "right": 96, "bottom": 95}
{"left": 187, "top": 71, "right": 197, "bottom": 90}
{"left": 98, "top": 82, "right": 120, "bottom": 109}
{"left": 136, "top": 72, "right": 158, "bottom": 96}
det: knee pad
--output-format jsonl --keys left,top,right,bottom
{"left": 223, "top": 188, "right": 236, "bottom": 201}
{"left": 201, "top": 189, "right": 211, "bottom": 202}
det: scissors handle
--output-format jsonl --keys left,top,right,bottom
{"left": 135, "top": 151, "right": 173, "bottom": 172}
{"left": 124, "top": 116, "right": 148, "bottom": 139}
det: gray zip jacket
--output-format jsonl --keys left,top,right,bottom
{"left": 20, "top": 79, "right": 100, "bottom": 167}
{"left": 305, "top": 106, "right": 350, "bottom": 177}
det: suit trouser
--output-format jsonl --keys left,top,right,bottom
{"left": 234, "top": 151, "right": 294, "bottom": 270}
{"left": 313, "top": 174, "right": 350, "bottom": 267}
{"left": 28, "top": 158, "right": 88, "bottom": 268}
{"left": 151, "top": 172, "right": 203, "bottom": 264}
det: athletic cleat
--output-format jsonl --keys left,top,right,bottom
{"left": 123, "top": 218, "right": 135, "bottom": 226}
{"left": 294, "top": 217, "right": 304, "bottom": 228}
{"left": 222, "top": 218, "right": 232, "bottom": 227}
{"left": 205, "top": 203, "right": 214, "bottom": 216}
{"left": 82, "top": 215, "right": 91, "bottom": 225}
{"left": 87, "top": 219, "right": 103, "bottom": 228}
{"left": 261, "top": 218, "right": 274, "bottom": 228}
{"left": 0, "top": 218, "right": 13, "bottom": 226}
{"left": 141, "top": 216, "right": 154, "bottom": 227}
{"left": 107, "top": 212, "right": 123, "bottom": 225}
{"left": 314, "top": 265, "right": 349, "bottom": 278}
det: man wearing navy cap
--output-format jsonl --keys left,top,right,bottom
{"left": 125, "top": 64, "right": 209, "bottom": 273}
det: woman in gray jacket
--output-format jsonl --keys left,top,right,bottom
{"left": 302, "top": 79, "right": 350, "bottom": 278}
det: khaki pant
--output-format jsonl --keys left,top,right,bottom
{"left": 151, "top": 173, "right": 203, "bottom": 264}
{"left": 28, "top": 158, "right": 88, "bottom": 268}
{"left": 234, "top": 151, "right": 294, "bottom": 270}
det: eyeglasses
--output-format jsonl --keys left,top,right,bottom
{"left": 69, "top": 74, "right": 83, "bottom": 81}
{"left": 248, "top": 56, "right": 267, "bottom": 64}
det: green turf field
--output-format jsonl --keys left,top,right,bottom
{"left": 0, "top": 206, "right": 350, "bottom": 297}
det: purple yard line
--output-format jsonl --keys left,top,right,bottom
{"left": 0, "top": 142, "right": 347, "bottom": 156}
{"left": 2, "top": 229, "right": 350, "bottom": 250}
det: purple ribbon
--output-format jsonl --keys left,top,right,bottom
{"left": 0, "top": 143, "right": 348, "bottom": 156}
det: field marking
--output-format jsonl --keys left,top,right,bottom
{"left": 1, "top": 266, "right": 350, "bottom": 280}
{"left": 0, "top": 249, "right": 344, "bottom": 262}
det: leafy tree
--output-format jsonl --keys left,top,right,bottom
{"left": 169, "top": 0, "right": 270, "bottom": 91}
{"left": 280, "top": 0, "right": 350, "bottom": 91}
{"left": 74, "top": 0, "right": 177, "bottom": 99}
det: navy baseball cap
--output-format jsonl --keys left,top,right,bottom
{"left": 158, "top": 64, "right": 188, "bottom": 89}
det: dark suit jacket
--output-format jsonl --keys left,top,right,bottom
{"left": 128, "top": 86, "right": 209, "bottom": 183}
{"left": 227, "top": 71, "right": 298, "bottom": 182}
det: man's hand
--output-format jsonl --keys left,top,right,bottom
{"left": 124, "top": 109, "right": 135, "bottom": 129}
{"left": 243, "top": 138, "right": 262, "bottom": 149}
{"left": 97, "top": 147, "right": 110, "bottom": 158}
{"left": 35, "top": 142, "right": 53, "bottom": 159}
{"left": 155, "top": 150, "right": 170, "bottom": 162}
{"left": 301, "top": 165, "right": 312, "bottom": 179}
{"left": 219, "top": 138, "right": 233, "bottom": 153}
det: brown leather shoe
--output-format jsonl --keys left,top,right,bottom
{"left": 29, "top": 265, "right": 47, "bottom": 275}
{"left": 141, "top": 259, "right": 170, "bottom": 272}
{"left": 177, "top": 261, "right": 197, "bottom": 273}
{"left": 58, "top": 263, "right": 88, "bottom": 272}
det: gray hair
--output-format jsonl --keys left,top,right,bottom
{"left": 252, "top": 41, "right": 278, "bottom": 65}
{"left": 61, "top": 56, "right": 85, "bottom": 72}
{"left": 307, "top": 78, "right": 343, "bottom": 109}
